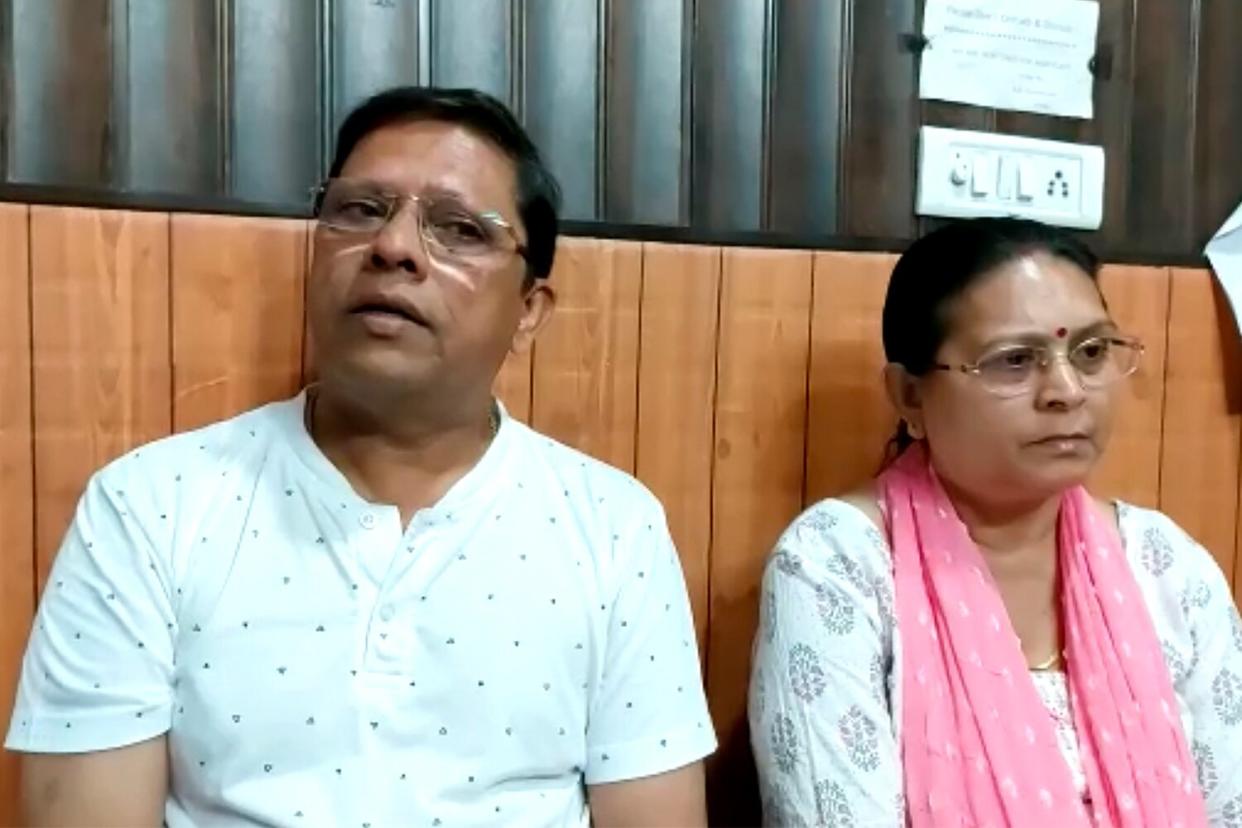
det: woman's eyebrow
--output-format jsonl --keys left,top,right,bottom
{"left": 973, "top": 319, "right": 1117, "bottom": 351}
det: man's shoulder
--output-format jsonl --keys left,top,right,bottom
{"left": 94, "top": 397, "right": 298, "bottom": 492}
{"left": 507, "top": 421, "right": 665, "bottom": 519}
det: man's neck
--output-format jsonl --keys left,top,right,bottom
{"left": 306, "top": 384, "right": 497, "bottom": 525}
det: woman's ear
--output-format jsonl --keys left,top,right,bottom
{"left": 883, "top": 363, "right": 925, "bottom": 438}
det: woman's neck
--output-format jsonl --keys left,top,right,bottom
{"left": 939, "top": 476, "right": 1063, "bottom": 559}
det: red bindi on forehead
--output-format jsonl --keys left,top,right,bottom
{"left": 1055, "top": 327, "right": 1068, "bottom": 339}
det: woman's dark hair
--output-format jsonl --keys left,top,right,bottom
{"left": 324, "top": 86, "right": 562, "bottom": 281}
{"left": 882, "top": 217, "right": 1102, "bottom": 458}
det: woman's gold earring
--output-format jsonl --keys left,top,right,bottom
{"left": 907, "top": 421, "right": 925, "bottom": 440}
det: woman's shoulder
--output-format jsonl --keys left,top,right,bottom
{"left": 783, "top": 487, "right": 887, "bottom": 545}
{"left": 1113, "top": 500, "right": 1228, "bottom": 591}
{"left": 837, "top": 485, "right": 886, "bottom": 532}
{"left": 769, "top": 487, "right": 893, "bottom": 586}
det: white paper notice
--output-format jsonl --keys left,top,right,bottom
{"left": 1206, "top": 201, "right": 1242, "bottom": 339}
{"left": 920, "top": 0, "right": 1099, "bottom": 119}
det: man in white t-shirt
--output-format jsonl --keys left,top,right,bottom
{"left": 6, "top": 86, "right": 715, "bottom": 827}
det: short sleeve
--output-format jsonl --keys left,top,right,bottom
{"left": 749, "top": 500, "right": 903, "bottom": 827}
{"left": 5, "top": 466, "right": 177, "bottom": 753}
{"left": 1147, "top": 518, "right": 1242, "bottom": 823}
{"left": 584, "top": 496, "right": 716, "bottom": 785}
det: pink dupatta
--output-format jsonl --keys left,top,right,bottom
{"left": 878, "top": 446, "right": 1206, "bottom": 827}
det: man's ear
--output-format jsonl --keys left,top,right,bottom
{"left": 511, "top": 281, "right": 556, "bottom": 355}
{"left": 882, "top": 362, "right": 925, "bottom": 439}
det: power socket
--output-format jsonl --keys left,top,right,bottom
{"left": 1045, "top": 169, "right": 1071, "bottom": 201}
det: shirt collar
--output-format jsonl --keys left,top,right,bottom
{"left": 274, "top": 388, "right": 518, "bottom": 520}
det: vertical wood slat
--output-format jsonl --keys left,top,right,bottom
{"left": 427, "top": 0, "right": 513, "bottom": 104}
{"left": 840, "top": 0, "right": 918, "bottom": 239}
{"left": 122, "top": 0, "right": 222, "bottom": 194}
{"left": 602, "top": 0, "right": 690, "bottom": 225}
{"left": 1122, "top": 0, "right": 1198, "bottom": 256}
{"left": 707, "top": 248, "right": 813, "bottom": 825}
{"left": 228, "top": 0, "right": 321, "bottom": 204}
{"left": 171, "top": 214, "right": 307, "bottom": 432}
{"left": 327, "top": 0, "right": 421, "bottom": 136}
{"left": 635, "top": 243, "right": 722, "bottom": 658}
{"left": 1160, "top": 268, "right": 1241, "bottom": 580}
{"left": 766, "top": 0, "right": 848, "bottom": 234}
{"left": 1087, "top": 265, "right": 1170, "bottom": 507}
{"left": 8, "top": 0, "right": 114, "bottom": 187}
{"left": 529, "top": 238, "right": 641, "bottom": 473}
{"left": 804, "top": 251, "right": 896, "bottom": 504}
{"left": 30, "top": 207, "right": 171, "bottom": 587}
{"left": 521, "top": 0, "right": 599, "bottom": 220}
{"left": 690, "top": 0, "right": 770, "bottom": 231}
{"left": 1194, "top": 0, "right": 1242, "bottom": 250}
{"left": 0, "top": 204, "right": 32, "bottom": 826}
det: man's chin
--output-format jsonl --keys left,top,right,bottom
{"left": 320, "top": 350, "right": 442, "bottom": 394}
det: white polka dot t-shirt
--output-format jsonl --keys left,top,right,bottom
{"left": 6, "top": 392, "right": 716, "bottom": 827}
{"left": 750, "top": 498, "right": 1242, "bottom": 827}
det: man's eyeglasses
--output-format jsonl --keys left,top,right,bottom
{"left": 311, "top": 178, "right": 528, "bottom": 269}
{"left": 932, "top": 335, "right": 1144, "bottom": 398}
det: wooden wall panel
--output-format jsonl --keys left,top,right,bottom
{"left": 530, "top": 239, "right": 642, "bottom": 472}
{"left": 171, "top": 215, "right": 307, "bottom": 432}
{"left": 1088, "top": 266, "right": 1170, "bottom": 507}
{"left": 635, "top": 243, "right": 722, "bottom": 657}
{"left": 3, "top": 207, "right": 1242, "bottom": 827}
{"left": 30, "top": 207, "right": 171, "bottom": 586}
{"left": 804, "top": 251, "right": 896, "bottom": 504}
{"left": 707, "top": 248, "right": 813, "bottom": 825}
{"left": 3, "top": 3, "right": 1240, "bottom": 261}
{"left": 0, "top": 204, "right": 32, "bottom": 826}
{"left": 1160, "top": 268, "right": 1241, "bottom": 578}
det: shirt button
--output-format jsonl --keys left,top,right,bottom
{"left": 360, "top": 513, "right": 376, "bottom": 530}
{"left": 378, "top": 604, "right": 395, "bottom": 622}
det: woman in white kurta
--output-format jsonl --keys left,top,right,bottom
{"left": 750, "top": 218, "right": 1242, "bottom": 827}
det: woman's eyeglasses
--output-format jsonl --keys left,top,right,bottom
{"left": 932, "top": 335, "right": 1144, "bottom": 398}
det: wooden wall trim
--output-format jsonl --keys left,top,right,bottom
{"left": 0, "top": 204, "right": 33, "bottom": 826}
